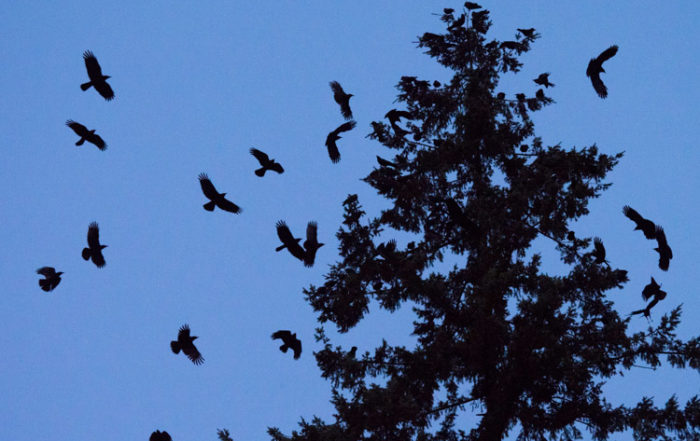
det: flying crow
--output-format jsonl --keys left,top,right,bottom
{"left": 82, "top": 222, "right": 107, "bottom": 268}
{"left": 303, "top": 221, "right": 324, "bottom": 267}
{"left": 586, "top": 45, "right": 618, "bottom": 98}
{"left": 271, "top": 330, "right": 302, "bottom": 359}
{"left": 66, "top": 120, "right": 107, "bottom": 151}
{"left": 654, "top": 226, "right": 673, "bottom": 271}
{"left": 198, "top": 173, "right": 241, "bottom": 214}
{"left": 622, "top": 205, "right": 657, "bottom": 239}
{"left": 329, "top": 81, "right": 353, "bottom": 119}
{"left": 275, "top": 221, "right": 306, "bottom": 262}
{"left": 80, "top": 51, "right": 114, "bottom": 101}
{"left": 631, "top": 277, "right": 667, "bottom": 318}
{"left": 250, "top": 148, "right": 284, "bottom": 176}
{"left": 37, "top": 267, "right": 63, "bottom": 292}
{"left": 533, "top": 73, "right": 554, "bottom": 88}
{"left": 171, "top": 324, "right": 204, "bottom": 365}
{"left": 325, "top": 120, "right": 356, "bottom": 163}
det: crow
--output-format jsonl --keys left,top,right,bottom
{"left": 329, "top": 81, "right": 353, "bottom": 119}
{"left": 325, "top": 120, "right": 356, "bottom": 163}
{"left": 464, "top": 2, "right": 482, "bottom": 9}
{"left": 150, "top": 430, "right": 172, "bottom": 441}
{"left": 448, "top": 13, "right": 465, "bottom": 31}
{"left": 444, "top": 198, "right": 479, "bottom": 235}
{"left": 80, "top": 51, "right": 114, "bottom": 101}
{"left": 385, "top": 109, "right": 413, "bottom": 134}
{"left": 376, "top": 155, "right": 398, "bottom": 168}
{"left": 535, "top": 89, "right": 546, "bottom": 100}
{"left": 170, "top": 324, "right": 204, "bottom": 365}
{"left": 66, "top": 120, "right": 107, "bottom": 151}
{"left": 631, "top": 277, "right": 667, "bottom": 318}
{"left": 591, "top": 237, "right": 608, "bottom": 265}
{"left": 271, "top": 330, "right": 302, "bottom": 359}
{"left": 533, "top": 73, "right": 554, "bottom": 88}
{"left": 348, "top": 346, "right": 358, "bottom": 359}
{"left": 303, "top": 221, "right": 324, "bottom": 267}
{"left": 250, "top": 148, "right": 284, "bottom": 176}
{"left": 654, "top": 225, "right": 673, "bottom": 271}
{"left": 622, "top": 205, "right": 657, "bottom": 239}
{"left": 517, "top": 28, "right": 536, "bottom": 38}
{"left": 500, "top": 41, "right": 523, "bottom": 51}
{"left": 198, "top": 173, "right": 241, "bottom": 214}
{"left": 586, "top": 45, "right": 618, "bottom": 98}
{"left": 217, "top": 429, "right": 233, "bottom": 441}
{"left": 37, "top": 267, "right": 63, "bottom": 292}
{"left": 276, "top": 221, "right": 306, "bottom": 261}
{"left": 82, "top": 222, "right": 107, "bottom": 268}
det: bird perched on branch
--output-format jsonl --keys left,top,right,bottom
{"left": 325, "top": 121, "right": 356, "bottom": 163}
{"left": 591, "top": 237, "right": 608, "bottom": 266}
{"left": 271, "top": 330, "right": 302, "bottom": 359}
{"left": 66, "top": 120, "right": 107, "bottom": 151}
{"left": 170, "top": 324, "right": 204, "bottom": 365}
{"left": 80, "top": 50, "right": 114, "bottom": 101}
{"left": 533, "top": 73, "right": 554, "bottom": 88}
{"left": 150, "top": 430, "right": 172, "bottom": 441}
{"left": 654, "top": 226, "right": 673, "bottom": 271}
{"left": 586, "top": 45, "right": 618, "bottom": 98}
{"left": 464, "top": 2, "right": 482, "bottom": 10}
{"left": 329, "top": 81, "right": 353, "bottom": 120}
{"left": 275, "top": 221, "right": 306, "bottom": 262}
{"left": 250, "top": 148, "right": 284, "bottom": 177}
{"left": 517, "top": 28, "right": 536, "bottom": 38}
{"left": 385, "top": 109, "right": 413, "bottom": 135}
{"left": 82, "top": 222, "right": 107, "bottom": 268}
{"left": 303, "top": 221, "right": 324, "bottom": 267}
{"left": 631, "top": 277, "right": 667, "bottom": 318}
{"left": 198, "top": 173, "right": 241, "bottom": 214}
{"left": 622, "top": 205, "right": 657, "bottom": 239}
{"left": 37, "top": 267, "right": 63, "bottom": 292}
{"left": 376, "top": 155, "right": 398, "bottom": 168}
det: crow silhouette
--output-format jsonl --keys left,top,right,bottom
{"left": 82, "top": 222, "right": 107, "bottom": 268}
{"left": 171, "top": 324, "right": 204, "bottom": 365}
{"left": 464, "top": 2, "right": 482, "bottom": 10}
{"left": 250, "top": 148, "right": 284, "bottom": 176}
{"left": 80, "top": 51, "right": 114, "bottom": 101}
{"left": 376, "top": 155, "right": 398, "bottom": 168}
{"left": 654, "top": 225, "right": 673, "bottom": 271}
{"left": 385, "top": 109, "right": 413, "bottom": 135}
{"left": 517, "top": 28, "right": 536, "bottom": 38}
{"left": 325, "top": 121, "right": 356, "bottom": 163}
{"left": 303, "top": 221, "right": 324, "bottom": 267}
{"left": 591, "top": 237, "right": 608, "bottom": 265}
{"left": 500, "top": 41, "right": 523, "bottom": 51}
{"left": 622, "top": 205, "right": 657, "bottom": 239}
{"left": 329, "top": 81, "right": 353, "bottom": 119}
{"left": 217, "top": 428, "right": 233, "bottom": 441}
{"left": 66, "top": 120, "right": 107, "bottom": 151}
{"left": 448, "top": 13, "right": 465, "bottom": 30}
{"left": 631, "top": 277, "right": 667, "bottom": 318}
{"left": 586, "top": 45, "right": 618, "bottom": 98}
{"left": 150, "top": 430, "right": 172, "bottom": 441}
{"left": 271, "top": 330, "right": 301, "bottom": 359}
{"left": 37, "top": 267, "right": 63, "bottom": 292}
{"left": 198, "top": 173, "right": 241, "bottom": 214}
{"left": 275, "top": 221, "right": 306, "bottom": 261}
{"left": 533, "top": 73, "right": 554, "bottom": 88}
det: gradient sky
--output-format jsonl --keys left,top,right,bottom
{"left": 1, "top": 2, "right": 698, "bottom": 440}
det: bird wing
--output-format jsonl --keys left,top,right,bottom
{"left": 36, "top": 267, "right": 56, "bottom": 277}
{"left": 272, "top": 330, "right": 292, "bottom": 341}
{"left": 250, "top": 148, "right": 270, "bottom": 165}
{"left": 198, "top": 173, "right": 219, "bottom": 200}
{"left": 334, "top": 120, "right": 357, "bottom": 135}
{"left": 291, "top": 338, "right": 302, "bottom": 359}
{"left": 276, "top": 221, "right": 296, "bottom": 245}
{"left": 87, "top": 132, "right": 107, "bottom": 150}
{"left": 66, "top": 120, "right": 88, "bottom": 136}
{"left": 329, "top": 81, "right": 346, "bottom": 101}
{"left": 597, "top": 45, "right": 618, "bottom": 63}
{"left": 622, "top": 205, "right": 643, "bottom": 225}
{"left": 184, "top": 344, "right": 204, "bottom": 365}
{"left": 217, "top": 197, "right": 242, "bottom": 214}
{"left": 178, "top": 324, "right": 192, "bottom": 340}
{"left": 217, "top": 429, "right": 233, "bottom": 441}
{"left": 83, "top": 50, "right": 103, "bottom": 79}
{"left": 87, "top": 222, "right": 101, "bottom": 248}
{"left": 588, "top": 72, "right": 608, "bottom": 98}
{"left": 269, "top": 162, "right": 284, "bottom": 174}
{"left": 93, "top": 81, "right": 115, "bottom": 101}
{"left": 306, "top": 221, "right": 318, "bottom": 244}
{"left": 325, "top": 136, "right": 341, "bottom": 163}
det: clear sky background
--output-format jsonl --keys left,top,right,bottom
{"left": 0, "top": 2, "right": 698, "bottom": 440}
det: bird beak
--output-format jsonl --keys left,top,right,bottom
{"left": 105, "top": 75, "right": 111, "bottom": 79}
{"left": 319, "top": 243, "right": 325, "bottom": 248}
{"left": 192, "top": 336, "right": 198, "bottom": 340}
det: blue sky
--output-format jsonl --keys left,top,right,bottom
{"left": 0, "top": 2, "right": 698, "bottom": 440}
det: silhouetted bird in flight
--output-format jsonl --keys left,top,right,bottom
{"left": 464, "top": 2, "right": 482, "bottom": 10}
{"left": 37, "top": 267, "right": 63, "bottom": 292}
{"left": 198, "top": 173, "right": 241, "bottom": 214}
{"left": 217, "top": 429, "right": 233, "bottom": 441}
{"left": 82, "top": 222, "right": 107, "bottom": 268}
{"left": 631, "top": 277, "right": 667, "bottom": 318}
{"left": 80, "top": 51, "right": 114, "bottom": 101}
{"left": 66, "top": 120, "right": 107, "bottom": 151}
{"left": 586, "top": 45, "right": 618, "bottom": 98}
{"left": 654, "top": 226, "right": 673, "bottom": 271}
{"left": 622, "top": 205, "right": 657, "bottom": 239}
{"left": 385, "top": 109, "right": 413, "bottom": 134}
{"left": 329, "top": 81, "right": 353, "bottom": 119}
{"left": 275, "top": 221, "right": 306, "bottom": 262}
{"left": 250, "top": 148, "right": 284, "bottom": 176}
{"left": 533, "top": 73, "right": 554, "bottom": 88}
{"left": 150, "top": 430, "right": 172, "bottom": 441}
{"left": 591, "top": 237, "right": 608, "bottom": 265}
{"left": 303, "top": 221, "right": 324, "bottom": 267}
{"left": 271, "top": 330, "right": 301, "bottom": 359}
{"left": 325, "top": 121, "right": 356, "bottom": 163}
{"left": 517, "top": 28, "right": 536, "bottom": 38}
{"left": 171, "top": 324, "right": 204, "bottom": 365}
{"left": 376, "top": 155, "right": 398, "bottom": 168}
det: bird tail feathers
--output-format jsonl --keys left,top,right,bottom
{"left": 203, "top": 201, "right": 216, "bottom": 211}
{"left": 80, "top": 82, "right": 92, "bottom": 91}
{"left": 170, "top": 341, "right": 181, "bottom": 354}
{"left": 255, "top": 167, "right": 266, "bottom": 177}
{"left": 81, "top": 248, "right": 91, "bottom": 260}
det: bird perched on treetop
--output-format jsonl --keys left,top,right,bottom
{"left": 591, "top": 237, "right": 608, "bottom": 266}
{"left": 533, "top": 73, "right": 554, "bottom": 88}
{"left": 325, "top": 120, "right": 356, "bottom": 163}
{"left": 302, "top": 221, "right": 324, "bottom": 267}
{"left": 250, "top": 148, "right": 284, "bottom": 177}
{"left": 622, "top": 205, "right": 657, "bottom": 239}
{"left": 80, "top": 50, "right": 114, "bottom": 101}
{"left": 37, "top": 267, "right": 63, "bottom": 292}
{"left": 150, "top": 430, "right": 172, "bottom": 441}
{"left": 198, "top": 173, "right": 242, "bottom": 214}
{"left": 517, "top": 28, "right": 536, "bottom": 38}
{"left": 170, "top": 324, "right": 204, "bottom": 365}
{"left": 82, "top": 222, "right": 107, "bottom": 268}
{"left": 586, "top": 45, "right": 618, "bottom": 98}
{"left": 271, "top": 330, "right": 302, "bottom": 359}
{"left": 329, "top": 81, "right": 353, "bottom": 120}
{"left": 66, "top": 120, "right": 107, "bottom": 151}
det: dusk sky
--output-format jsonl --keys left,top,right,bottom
{"left": 1, "top": 2, "right": 698, "bottom": 440}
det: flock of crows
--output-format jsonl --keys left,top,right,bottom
{"left": 31, "top": 4, "right": 670, "bottom": 440}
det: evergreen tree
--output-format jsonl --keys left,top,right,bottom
{"left": 269, "top": 6, "right": 699, "bottom": 441}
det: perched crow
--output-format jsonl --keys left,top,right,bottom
{"left": 325, "top": 121, "right": 356, "bottom": 163}
{"left": 66, "top": 120, "right": 107, "bottom": 151}
{"left": 217, "top": 429, "right": 233, "bottom": 441}
{"left": 275, "top": 221, "right": 306, "bottom": 261}
{"left": 632, "top": 277, "right": 667, "bottom": 318}
{"left": 170, "top": 324, "right": 204, "bottom": 365}
{"left": 535, "top": 89, "right": 546, "bottom": 100}
{"left": 443, "top": 8, "right": 454, "bottom": 14}
{"left": 622, "top": 205, "right": 657, "bottom": 239}
{"left": 500, "top": 41, "right": 523, "bottom": 51}
{"left": 348, "top": 346, "right": 358, "bottom": 358}
{"left": 448, "top": 13, "right": 465, "bottom": 30}
{"left": 586, "top": 45, "right": 618, "bottom": 98}
{"left": 517, "top": 28, "right": 536, "bottom": 38}
{"left": 654, "top": 226, "right": 673, "bottom": 271}
{"left": 385, "top": 109, "right": 413, "bottom": 135}
{"left": 329, "top": 81, "right": 353, "bottom": 119}
{"left": 37, "top": 267, "right": 63, "bottom": 292}
{"left": 198, "top": 173, "right": 241, "bottom": 214}
{"left": 592, "top": 237, "right": 607, "bottom": 265}
{"left": 250, "top": 148, "right": 284, "bottom": 176}
{"left": 271, "top": 330, "right": 302, "bottom": 359}
{"left": 150, "top": 430, "right": 172, "bottom": 441}
{"left": 376, "top": 155, "right": 398, "bottom": 168}
{"left": 303, "top": 221, "right": 324, "bottom": 267}
{"left": 80, "top": 51, "right": 114, "bottom": 101}
{"left": 464, "top": 1, "right": 482, "bottom": 9}
{"left": 533, "top": 73, "right": 554, "bottom": 88}
{"left": 82, "top": 222, "right": 107, "bottom": 268}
